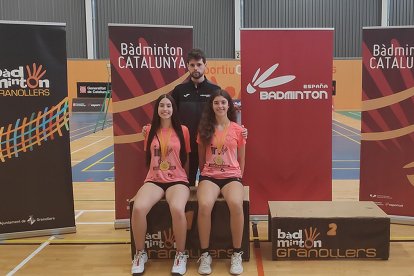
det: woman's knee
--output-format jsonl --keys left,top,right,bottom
{"left": 168, "top": 202, "right": 186, "bottom": 217}
{"left": 227, "top": 199, "right": 244, "bottom": 215}
{"left": 198, "top": 200, "right": 215, "bottom": 216}
{"left": 132, "top": 202, "right": 151, "bottom": 216}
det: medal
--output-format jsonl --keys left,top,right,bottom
{"left": 159, "top": 160, "right": 170, "bottom": 171}
{"left": 213, "top": 121, "right": 230, "bottom": 166}
{"left": 214, "top": 155, "right": 223, "bottom": 165}
{"left": 158, "top": 128, "right": 172, "bottom": 171}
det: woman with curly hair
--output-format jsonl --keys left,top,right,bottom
{"left": 196, "top": 89, "right": 246, "bottom": 275}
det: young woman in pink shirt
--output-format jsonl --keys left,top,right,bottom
{"left": 196, "top": 90, "right": 246, "bottom": 275}
{"left": 131, "top": 94, "right": 191, "bottom": 276}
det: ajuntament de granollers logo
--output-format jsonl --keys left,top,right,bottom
{"left": 0, "top": 63, "right": 50, "bottom": 97}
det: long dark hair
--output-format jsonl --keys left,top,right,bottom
{"left": 198, "top": 89, "right": 237, "bottom": 145}
{"left": 146, "top": 94, "right": 187, "bottom": 167}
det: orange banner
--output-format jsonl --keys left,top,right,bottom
{"left": 204, "top": 60, "right": 241, "bottom": 99}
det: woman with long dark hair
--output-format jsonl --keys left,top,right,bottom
{"left": 196, "top": 90, "right": 246, "bottom": 275}
{"left": 131, "top": 94, "right": 191, "bottom": 275}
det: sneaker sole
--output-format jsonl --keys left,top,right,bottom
{"left": 171, "top": 273, "right": 185, "bottom": 276}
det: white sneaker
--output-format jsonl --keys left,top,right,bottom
{"left": 197, "top": 252, "right": 212, "bottom": 275}
{"left": 131, "top": 250, "right": 148, "bottom": 274}
{"left": 230, "top": 251, "right": 243, "bottom": 275}
{"left": 171, "top": 251, "right": 189, "bottom": 275}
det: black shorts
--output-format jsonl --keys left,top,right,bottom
{"left": 199, "top": 175, "right": 243, "bottom": 189}
{"left": 146, "top": 181, "right": 190, "bottom": 192}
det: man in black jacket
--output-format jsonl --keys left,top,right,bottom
{"left": 171, "top": 49, "right": 220, "bottom": 186}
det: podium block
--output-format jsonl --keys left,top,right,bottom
{"left": 130, "top": 186, "right": 250, "bottom": 260}
{"left": 268, "top": 201, "right": 390, "bottom": 260}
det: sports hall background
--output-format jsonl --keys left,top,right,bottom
{"left": 1, "top": 0, "right": 414, "bottom": 275}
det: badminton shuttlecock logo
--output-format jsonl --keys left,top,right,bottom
{"left": 247, "top": 63, "right": 296, "bottom": 94}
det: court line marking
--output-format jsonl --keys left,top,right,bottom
{"left": 333, "top": 121, "right": 360, "bottom": 136}
{"left": 333, "top": 168, "right": 360, "bottom": 170}
{"left": 74, "top": 211, "right": 85, "bottom": 220}
{"left": 332, "top": 129, "right": 360, "bottom": 144}
{"left": 6, "top": 236, "right": 55, "bottom": 276}
{"left": 332, "top": 120, "right": 360, "bottom": 132}
{"left": 69, "top": 121, "right": 113, "bottom": 134}
{"left": 70, "top": 136, "right": 111, "bottom": 154}
{"left": 70, "top": 128, "right": 100, "bottom": 139}
{"left": 69, "top": 123, "right": 97, "bottom": 133}
{"left": 252, "top": 223, "right": 264, "bottom": 276}
{"left": 70, "top": 124, "right": 113, "bottom": 139}
{"left": 82, "top": 151, "right": 114, "bottom": 172}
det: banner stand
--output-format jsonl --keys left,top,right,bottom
{"left": 241, "top": 28, "right": 334, "bottom": 215}
{"left": 0, "top": 21, "right": 75, "bottom": 240}
{"left": 109, "top": 24, "right": 193, "bottom": 226}
{"left": 114, "top": 219, "right": 129, "bottom": 229}
{"left": 360, "top": 26, "right": 414, "bottom": 221}
{"left": 0, "top": 227, "right": 75, "bottom": 240}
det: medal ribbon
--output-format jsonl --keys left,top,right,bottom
{"left": 214, "top": 122, "right": 230, "bottom": 155}
{"left": 158, "top": 128, "right": 172, "bottom": 161}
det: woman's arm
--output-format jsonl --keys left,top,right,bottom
{"left": 237, "top": 144, "right": 246, "bottom": 176}
{"left": 198, "top": 143, "right": 206, "bottom": 173}
{"left": 185, "top": 153, "right": 190, "bottom": 176}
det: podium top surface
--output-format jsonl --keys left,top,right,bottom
{"left": 268, "top": 201, "right": 388, "bottom": 218}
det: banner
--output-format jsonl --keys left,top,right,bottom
{"left": 360, "top": 27, "right": 414, "bottom": 218}
{"left": 0, "top": 21, "right": 75, "bottom": 239}
{"left": 204, "top": 60, "right": 241, "bottom": 99}
{"left": 109, "top": 24, "right": 192, "bottom": 224}
{"left": 241, "top": 29, "right": 333, "bottom": 214}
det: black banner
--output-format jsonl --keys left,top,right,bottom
{"left": 0, "top": 21, "right": 75, "bottom": 238}
{"left": 77, "top": 82, "right": 111, "bottom": 98}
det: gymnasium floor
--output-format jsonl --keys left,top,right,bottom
{"left": 1, "top": 111, "right": 414, "bottom": 276}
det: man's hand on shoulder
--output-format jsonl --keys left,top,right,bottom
{"left": 142, "top": 124, "right": 150, "bottom": 138}
{"left": 241, "top": 124, "right": 248, "bottom": 139}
